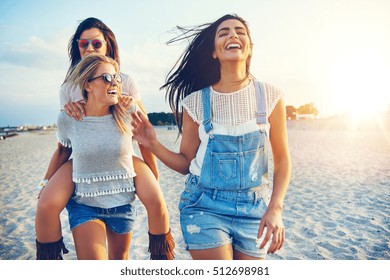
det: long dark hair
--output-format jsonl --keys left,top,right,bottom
{"left": 161, "top": 14, "right": 253, "bottom": 133}
{"left": 64, "top": 17, "right": 120, "bottom": 82}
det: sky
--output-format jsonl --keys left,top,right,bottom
{"left": 0, "top": 0, "right": 389, "bottom": 126}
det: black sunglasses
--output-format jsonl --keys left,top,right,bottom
{"left": 77, "top": 39, "right": 106, "bottom": 49}
{"left": 88, "top": 73, "right": 123, "bottom": 84}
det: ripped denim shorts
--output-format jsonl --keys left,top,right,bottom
{"left": 179, "top": 173, "right": 269, "bottom": 258}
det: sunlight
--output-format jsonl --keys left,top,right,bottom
{"left": 328, "top": 47, "right": 390, "bottom": 121}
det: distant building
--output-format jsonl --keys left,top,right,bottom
{"left": 286, "top": 105, "right": 298, "bottom": 120}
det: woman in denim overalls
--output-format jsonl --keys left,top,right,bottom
{"left": 132, "top": 14, "right": 291, "bottom": 260}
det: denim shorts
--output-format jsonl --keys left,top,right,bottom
{"left": 179, "top": 173, "right": 269, "bottom": 258}
{"left": 66, "top": 199, "right": 135, "bottom": 234}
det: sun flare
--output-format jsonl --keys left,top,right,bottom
{"left": 328, "top": 47, "right": 390, "bottom": 121}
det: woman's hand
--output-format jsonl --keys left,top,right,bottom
{"left": 64, "top": 100, "right": 85, "bottom": 121}
{"left": 257, "top": 206, "right": 285, "bottom": 254}
{"left": 131, "top": 111, "right": 157, "bottom": 150}
{"left": 119, "top": 95, "right": 135, "bottom": 111}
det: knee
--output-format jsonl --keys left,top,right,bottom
{"left": 37, "top": 195, "right": 61, "bottom": 215}
{"left": 143, "top": 195, "right": 167, "bottom": 214}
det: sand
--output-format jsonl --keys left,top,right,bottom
{"left": 0, "top": 118, "right": 389, "bottom": 260}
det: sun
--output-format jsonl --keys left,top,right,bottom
{"left": 342, "top": 92, "right": 388, "bottom": 121}
{"left": 327, "top": 47, "right": 390, "bottom": 121}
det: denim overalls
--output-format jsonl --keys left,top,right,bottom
{"left": 179, "top": 80, "right": 270, "bottom": 258}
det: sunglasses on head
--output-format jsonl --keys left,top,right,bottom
{"left": 88, "top": 73, "right": 123, "bottom": 84}
{"left": 77, "top": 39, "right": 106, "bottom": 49}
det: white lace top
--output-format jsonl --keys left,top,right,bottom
{"left": 181, "top": 80, "right": 283, "bottom": 175}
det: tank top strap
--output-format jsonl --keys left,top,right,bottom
{"left": 201, "top": 86, "right": 213, "bottom": 133}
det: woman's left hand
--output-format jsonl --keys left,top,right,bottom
{"left": 119, "top": 95, "right": 135, "bottom": 110}
{"left": 257, "top": 207, "right": 285, "bottom": 254}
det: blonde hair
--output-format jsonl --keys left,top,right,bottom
{"left": 67, "top": 54, "right": 128, "bottom": 134}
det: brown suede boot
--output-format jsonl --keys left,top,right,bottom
{"left": 148, "top": 229, "right": 175, "bottom": 260}
{"left": 36, "top": 237, "right": 69, "bottom": 260}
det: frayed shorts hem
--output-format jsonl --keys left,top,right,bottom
{"left": 69, "top": 218, "right": 134, "bottom": 235}
{"left": 233, "top": 245, "right": 267, "bottom": 259}
{"left": 185, "top": 239, "right": 267, "bottom": 259}
{"left": 185, "top": 237, "right": 232, "bottom": 251}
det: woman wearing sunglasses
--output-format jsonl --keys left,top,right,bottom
{"left": 35, "top": 18, "right": 174, "bottom": 260}
{"left": 53, "top": 54, "right": 139, "bottom": 259}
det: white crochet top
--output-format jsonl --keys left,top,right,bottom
{"left": 181, "top": 80, "right": 283, "bottom": 176}
{"left": 182, "top": 80, "right": 281, "bottom": 126}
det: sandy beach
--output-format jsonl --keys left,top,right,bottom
{"left": 0, "top": 118, "right": 389, "bottom": 260}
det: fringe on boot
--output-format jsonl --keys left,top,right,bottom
{"left": 148, "top": 228, "right": 175, "bottom": 260}
{"left": 36, "top": 237, "right": 69, "bottom": 260}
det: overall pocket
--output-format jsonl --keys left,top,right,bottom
{"left": 210, "top": 151, "right": 240, "bottom": 190}
{"left": 178, "top": 174, "right": 205, "bottom": 212}
{"left": 210, "top": 147, "right": 266, "bottom": 190}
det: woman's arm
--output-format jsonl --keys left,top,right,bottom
{"left": 43, "top": 143, "right": 72, "bottom": 180}
{"left": 132, "top": 109, "right": 200, "bottom": 175}
{"left": 38, "top": 143, "right": 72, "bottom": 197}
{"left": 135, "top": 100, "right": 159, "bottom": 180}
{"left": 268, "top": 98, "right": 291, "bottom": 213}
{"left": 258, "top": 98, "right": 291, "bottom": 253}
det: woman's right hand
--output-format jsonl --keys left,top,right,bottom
{"left": 131, "top": 111, "right": 157, "bottom": 150}
{"left": 64, "top": 100, "right": 86, "bottom": 121}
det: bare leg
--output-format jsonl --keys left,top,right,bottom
{"left": 107, "top": 227, "right": 133, "bottom": 260}
{"left": 132, "top": 156, "right": 174, "bottom": 259}
{"left": 133, "top": 156, "right": 169, "bottom": 235}
{"left": 233, "top": 250, "right": 264, "bottom": 260}
{"left": 190, "top": 245, "right": 264, "bottom": 260}
{"left": 35, "top": 160, "right": 74, "bottom": 243}
{"left": 72, "top": 219, "right": 108, "bottom": 260}
{"left": 189, "top": 245, "right": 234, "bottom": 260}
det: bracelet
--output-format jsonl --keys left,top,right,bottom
{"left": 37, "top": 179, "right": 48, "bottom": 190}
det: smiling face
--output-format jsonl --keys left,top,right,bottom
{"left": 79, "top": 28, "right": 108, "bottom": 59}
{"left": 212, "top": 19, "right": 253, "bottom": 65}
{"left": 85, "top": 62, "right": 120, "bottom": 108}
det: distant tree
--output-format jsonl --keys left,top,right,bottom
{"left": 286, "top": 105, "right": 297, "bottom": 120}
{"left": 298, "top": 103, "right": 319, "bottom": 116}
{"left": 147, "top": 112, "right": 175, "bottom": 126}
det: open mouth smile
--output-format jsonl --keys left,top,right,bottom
{"left": 226, "top": 43, "right": 241, "bottom": 50}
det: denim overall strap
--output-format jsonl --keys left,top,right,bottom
{"left": 201, "top": 87, "right": 213, "bottom": 133}
{"left": 254, "top": 80, "right": 267, "bottom": 125}
{"left": 197, "top": 81, "right": 268, "bottom": 191}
